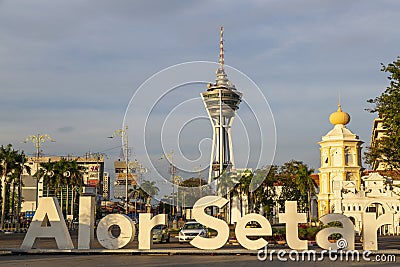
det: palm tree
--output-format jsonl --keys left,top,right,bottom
{"left": 278, "top": 160, "right": 315, "bottom": 222}
{"left": 294, "top": 162, "right": 315, "bottom": 222}
{"left": 139, "top": 180, "right": 159, "bottom": 198}
{"left": 138, "top": 180, "right": 158, "bottom": 213}
{"left": 10, "top": 151, "right": 30, "bottom": 225}
{"left": 36, "top": 158, "right": 85, "bottom": 217}
{"left": 216, "top": 171, "right": 239, "bottom": 197}
{"left": 65, "top": 160, "right": 85, "bottom": 217}
{"left": 252, "top": 166, "right": 277, "bottom": 218}
{"left": 36, "top": 159, "right": 55, "bottom": 197}
{"left": 0, "top": 144, "right": 28, "bottom": 229}
{"left": 238, "top": 169, "right": 253, "bottom": 213}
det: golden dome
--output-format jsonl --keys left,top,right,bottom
{"left": 329, "top": 103, "right": 350, "bottom": 125}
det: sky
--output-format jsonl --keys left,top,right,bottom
{"left": 1, "top": 0, "right": 400, "bottom": 191}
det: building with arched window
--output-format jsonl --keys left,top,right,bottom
{"left": 317, "top": 101, "right": 400, "bottom": 234}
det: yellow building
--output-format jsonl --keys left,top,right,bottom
{"left": 317, "top": 101, "right": 363, "bottom": 217}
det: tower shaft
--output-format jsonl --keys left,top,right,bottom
{"left": 201, "top": 27, "right": 242, "bottom": 185}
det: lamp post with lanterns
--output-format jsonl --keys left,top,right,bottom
{"left": 24, "top": 134, "right": 55, "bottom": 210}
{"left": 109, "top": 126, "right": 130, "bottom": 214}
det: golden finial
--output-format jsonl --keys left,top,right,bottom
{"left": 337, "top": 92, "right": 342, "bottom": 111}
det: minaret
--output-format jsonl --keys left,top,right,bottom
{"left": 201, "top": 26, "right": 242, "bottom": 185}
{"left": 317, "top": 100, "right": 363, "bottom": 217}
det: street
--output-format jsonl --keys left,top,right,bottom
{"left": 0, "top": 232, "right": 399, "bottom": 266}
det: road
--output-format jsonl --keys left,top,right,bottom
{"left": 0, "top": 232, "right": 399, "bottom": 267}
{"left": 1, "top": 254, "right": 399, "bottom": 267}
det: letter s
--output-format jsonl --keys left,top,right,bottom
{"left": 190, "top": 196, "right": 229, "bottom": 250}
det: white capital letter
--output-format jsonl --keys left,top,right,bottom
{"left": 279, "top": 201, "right": 307, "bottom": 250}
{"left": 21, "top": 197, "right": 74, "bottom": 249}
{"left": 190, "top": 196, "right": 229, "bottom": 250}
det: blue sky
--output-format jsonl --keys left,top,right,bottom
{"left": 1, "top": 0, "right": 400, "bottom": 180}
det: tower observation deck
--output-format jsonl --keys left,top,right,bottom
{"left": 201, "top": 26, "right": 242, "bottom": 185}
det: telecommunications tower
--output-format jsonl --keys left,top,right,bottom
{"left": 201, "top": 26, "right": 242, "bottom": 185}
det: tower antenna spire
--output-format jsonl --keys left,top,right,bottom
{"left": 219, "top": 26, "right": 224, "bottom": 69}
{"left": 338, "top": 92, "right": 342, "bottom": 111}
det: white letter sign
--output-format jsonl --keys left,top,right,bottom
{"left": 21, "top": 197, "right": 74, "bottom": 249}
{"left": 190, "top": 196, "right": 229, "bottom": 250}
{"left": 235, "top": 213, "right": 272, "bottom": 250}
{"left": 279, "top": 201, "right": 307, "bottom": 250}
{"left": 96, "top": 214, "right": 135, "bottom": 249}
{"left": 315, "top": 213, "right": 354, "bottom": 250}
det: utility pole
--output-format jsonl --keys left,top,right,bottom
{"left": 162, "top": 151, "right": 176, "bottom": 218}
{"left": 24, "top": 134, "right": 55, "bottom": 210}
{"left": 110, "top": 126, "right": 130, "bottom": 214}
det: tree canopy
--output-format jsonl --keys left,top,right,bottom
{"left": 366, "top": 57, "right": 400, "bottom": 176}
{"left": 277, "top": 160, "right": 315, "bottom": 221}
{"left": 0, "top": 144, "right": 30, "bottom": 229}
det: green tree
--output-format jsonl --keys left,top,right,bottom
{"left": 0, "top": 144, "right": 30, "bottom": 229}
{"left": 64, "top": 160, "right": 85, "bottom": 217}
{"left": 238, "top": 170, "right": 254, "bottom": 212}
{"left": 36, "top": 158, "right": 85, "bottom": 217}
{"left": 36, "top": 159, "right": 55, "bottom": 197}
{"left": 139, "top": 180, "right": 159, "bottom": 198}
{"left": 294, "top": 162, "right": 315, "bottom": 222}
{"left": 277, "top": 160, "right": 315, "bottom": 221}
{"left": 179, "top": 177, "right": 210, "bottom": 207}
{"left": 10, "top": 151, "right": 31, "bottom": 225}
{"left": 366, "top": 57, "right": 400, "bottom": 177}
{"left": 180, "top": 177, "right": 207, "bottom": 188}
{"left": 252, "top": 166, "right": 278, "bottom": 220}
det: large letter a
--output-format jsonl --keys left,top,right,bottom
{"left": 21, "top": 197, "right": 73, "bottom": 249}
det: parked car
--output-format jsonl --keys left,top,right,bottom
{"left": 178, "top": 221, "right": 208, "bottom": 243}
{"left": 152, "top": 225, "right": 170, "bottom": 243}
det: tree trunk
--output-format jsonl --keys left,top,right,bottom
{"left": 60, "top": 187, "right": 64, "bottom": 217}
{"left": 308, "top": 191, "right": 312, "bottom": 223}
{"left": 11, "top": 182, "right": 16, "bottom": 224}
{"left": 17, "top": 175, "right": 22, "bottom": 229}
{"left": 1, "top": 175, "right": 6, "bottom": 229}
{"left": 71, "top": 188, "right": 74, "bottom": 218}
{"left": 66, "top": 186, "right": 69, "bottom": 217}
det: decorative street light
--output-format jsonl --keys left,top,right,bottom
{"left": 109, "top": 126, "right": 130, "bottom": 214}
{"left": 24, "top": 134, "right": 55, "bottom": 210}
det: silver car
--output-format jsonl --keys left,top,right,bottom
{"left": 178, "top": 221, "right": 208, "bottom": 243}
{"left": 152, "top": 225, "right": 170, "bottom": 243}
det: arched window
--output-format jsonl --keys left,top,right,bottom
{"left": 345, "top": 147, "right": 354, "bottom": 166}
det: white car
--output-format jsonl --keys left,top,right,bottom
{"left": 178, "top": 221, "right": 208, "bottom": 243}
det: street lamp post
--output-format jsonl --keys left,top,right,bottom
{"left": 162, "top": 151, "right": 176, "bottom": 218}
{"left": 110, "top": 126, "right": 129, "bottom": 214}
{"left": 24, "top": 134, "right": 54, "bottom": 210}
